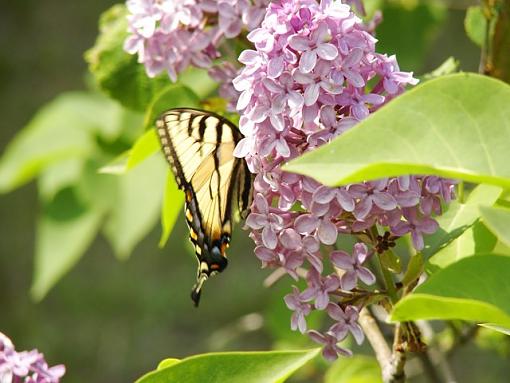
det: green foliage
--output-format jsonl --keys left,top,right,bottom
{"left": 479, "top": 205, "right": 510, "bottom": 247}
{"left": 160, "top": 170, "right": 184, "bottom": 247}
{"left": 136, "top": 349, "right": 320, "bottom": 383}
{"left": 0, "top": 92, "right": 120, "bottom": 193}
{"left": 392, "top": 255, "right": 510, "bottom": 329}
{"left": 31, "top": 188, "right": 103, "bottom": 301}
{"left": 99, "top": 84, "right": 200, "bottom": 175}
{"left": 422, "top": 184, "right": 502, "bottom": 258}
{"left": 143, "top": 84, "right": 201, "bottom": 130}
{"left": 421, "top": 57, "right": 460, "bottom": 81}
{"left": 103, "top": 154, "right": 167, "bottom": 260}
{"left": 465, "top": 6, "right": 486, "bottom": 47}
{"left": 85, "top": 4, "right": 171, "bottom": 112}
{"left": 325, "top": 355, "right": 382, "bottom": 383}
{"left": 427, "top": 221, "right": 498, "bottom": 272}
{"left": 285, "top": 74, "right": 510, "bottom": 189}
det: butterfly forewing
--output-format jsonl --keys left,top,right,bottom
{"left": 156, "top": 108, "right": 251, "bottom": 305}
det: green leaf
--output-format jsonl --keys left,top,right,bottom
{"left": 103, "top": 154, "right": 167, "bottom": 260}
{"left": 127, "top": 129, "right": 160, "bottom": 169}
{"left": 391, "top": 255, "right": 510, "bottom": 328}
{"left": 85, "top": 4, "right": 171, "bottom": 111}
{"left": 157, "top": 359, "right": 181, "bottom": 370}
{"left": 179, "top": 67, "right": 218, "bottom": 100}
{"left": 379, "top": 251, "right": 401, "bottom": 273}
{"left": 136, "top": 349, "right": 320, "bottom": 383}
{"left": 0, "top": 92, "right": 122, "bottom": 193}
{"left": 401, "top": 253, "right": 423, "bottom": 287}
{"left": 284, "top": 74, "right": 510, "bottom": 189}
{"left": 421, "top": 57, "right": 460, "bottom": 81}
{"left": 423, "top": 184, "right": 502, "bottom": 258}
{"left": 31, "top": 188, "right": 103, "bottom": 301}
{"left": 479, "top": 205, "right": 510, "bottom": 247}
{"left": 325, "top": 355, "right": 382, "bottom": 383}
{"left": 465, "top": 6, "right": 486, "bottom": 47}
{"left": 38, "top": 158, "right": 85, "bottom": 201}
{"left": 143, "top": 84, "right": 200, "bottom": 130}
{"left": 479, "top": 323, "right": 510, "bottom": 336}
{"left": 99, "top": 129, "right": 160, "bottom": 175}
{"left": 427, "top": 221, "right": 497, "bottom": 272}
{"left": 159, "top": 170, "right": 184, "bottom": 247}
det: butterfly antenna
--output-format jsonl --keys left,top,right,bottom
{"left": 191, "top": 273, "right": 208, "bottom": 307}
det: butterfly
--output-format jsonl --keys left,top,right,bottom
{"left": 155, "top": 108, "right": 252, "bottom": 306}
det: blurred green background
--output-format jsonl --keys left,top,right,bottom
{"left": 1, "top": 1, "right": 509, "bottom": 382}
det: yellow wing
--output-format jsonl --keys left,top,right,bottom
{"left": 156, "top": 108, "right": 252, "bottom": 306}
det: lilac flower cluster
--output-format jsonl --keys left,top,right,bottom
{"left": 232, "top": 0, "right": 455, "bottom": 360}
{"left": 124, "top": 0, "right": 269, "bottom": 80}
{"left": 0, "top": 332, "right": 65, "bottom": 383}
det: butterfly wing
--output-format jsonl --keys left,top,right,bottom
{"left": 156, "top": 108, "right": 251, "bottom": 306}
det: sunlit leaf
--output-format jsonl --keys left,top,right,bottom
{"left": 479, "top": 323, "right": 510, "bottom": 336}
{"left": 0, "top": 92, "right": 121, "bottom": 193}
{"left": 479, "top": 205, "right": 510, "bottom": 247}
{"left": 99, "top": 130, "right": 161, "bottom": 175}
{"left": 391, "top": 255, "right": 510, "bottom": 328}
{"left": 136, "top": 349, "right": 320, "bottom": 383}
{"left": 401, "top": 253, "right": 423, "bottom": 287}
{"left": 422, "top": 57, "right": 460, "bottom": 81}
{"left": 159, "top": 170, "right": 184, "bottom": 247}
{"left": 143, "top": 84, "right": 200, "bottom": 130}
{"left": 465, "top": 6, "right": 486, "bottom": 47}
{"left": 285, "top": 74, "right": 510, "bottom": 189}
{"left": 31, "top": 188, "right": 103, "bottom": 301}
{"left": 103, "top": 154, "right": 167, "bottom": 260}
{"left": 427, "top": 221, "right": 497, "bottom": 273}
{"left": 157, "top": 359, "right": 181, "bottom": 370}
{"left": 325, "top": 355, "right": 382, "bottom": 383}
{"left": 38, "top": 158, "right": 85, "bottom": 201}
{"left": 423, "top": 184, "right": 502, "bottom": 258}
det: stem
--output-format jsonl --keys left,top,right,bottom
{"left": 389, "top": 323, "right": 407, "bottom": 383}
{"left": 482, "top": 0, "right": 510, "bottom": 83}
{"left": 457, "top": 181, "right": 465, "bottom": 204}
{"left": 480, "top": 0, "right": 493, "bottom": 74}
{"left": 358, "top": 308, "right": 394, "bottom": 381}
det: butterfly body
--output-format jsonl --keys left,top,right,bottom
{"left": 156, "top": 109, "right": 252, "bottom": 306}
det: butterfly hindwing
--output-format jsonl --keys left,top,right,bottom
{"left": 156, "top": 108, "right": 251, "bottom": 306}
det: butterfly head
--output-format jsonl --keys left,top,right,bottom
{"left": 190, "top": 236, "right": 230, "bottom": 307}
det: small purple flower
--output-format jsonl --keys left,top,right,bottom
{"left": 301, "top": 269, "right": 340, "bottom": 310}
{"left": 230, "top": 0, "right": 450, "bottom": 362}
{"left": 327, "top": 303, "right": 364, "bottom": 345}
{"left": 0, "top": 332, "right": 65, "bottom": 383}
{"left": 308, "top": 329, "right": 352, "bottom": 361}
{"left": 391, "top": 207, "right": 439, "bottom": 250}
{"left": 246, "top": 193, "right": 284, "bottom": 249}
{"left": 331, "top": 243, "right": 376, "bottom": 290}
{"left": 124, "top": 0, "right": 270, "bottom": 81}
{"left": 349, "top": 180, "right": 398, "bottom": 220}
{"left": 284, "top": 286, "right": 312, "bottom": 333}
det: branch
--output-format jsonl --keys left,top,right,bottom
{"left": 358, "top": 308, "right": 392, "bottom": 377}
{"left": 482, "top": 0, "right": 510, "bottom": 82}
{"left": 358, "top": 308, "right": 407, "bottom": 383}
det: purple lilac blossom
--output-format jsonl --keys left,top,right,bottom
{"left": 0, "top": 332, "right": 65, "bottom": 383}
{"left": 233, "top": 0, "right": 455, "bottom": 359}
{"left": 124, "top": 0, "right": 269, "bottom": 80}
